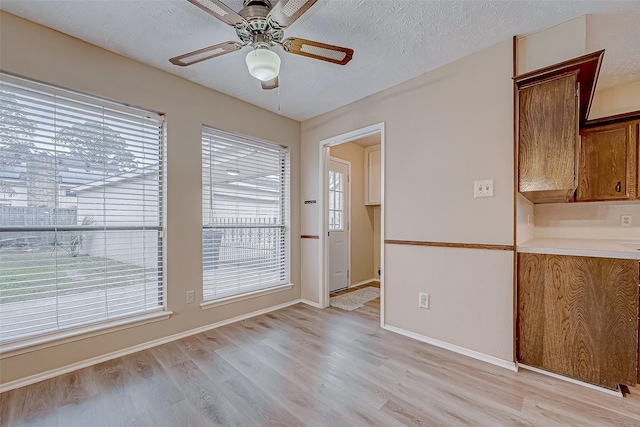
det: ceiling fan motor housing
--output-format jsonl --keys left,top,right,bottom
{"left": 236, "top": 0, "right": 283, "bottom": 45}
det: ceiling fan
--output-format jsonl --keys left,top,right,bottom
{"left": 169, "top": 0, "right": 354, "bottom": 90}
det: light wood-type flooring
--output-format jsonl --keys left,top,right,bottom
{"left": 2, "top": 297, "right": 640, "bottom": 426}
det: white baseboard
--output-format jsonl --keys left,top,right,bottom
{"left": 349, "top": 278, "right": 380, "bottom": 288}
{"left": 517, "top": 364, "right": 622, "bottom": 397}
{"left": 0, "top": 299, "right": 300, "bottom": 393}
{"left": 382, "top": 324, "right": 518, "bottom": 372}
{"left": 299, "top": 299, "right": 323, "bottom": 308}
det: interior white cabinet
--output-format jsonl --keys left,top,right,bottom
{"left": 365, "top": 145, "right": 381, "bottom": 205}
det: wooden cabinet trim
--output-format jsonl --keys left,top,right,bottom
{"left": 514, "top": 50, "right": 604, "bottom": 127}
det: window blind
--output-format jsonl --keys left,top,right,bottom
{"left": 202, "top": 127, "right": 289, "bottom": 300}
{"left": 0, "top": 74, "right": 165, "bottom": 343}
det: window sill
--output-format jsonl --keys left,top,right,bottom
{"left": 0, "top": 310, "right": 172, "bottom": 359}
{"left": 201, "top": 283, "right": 294, "bottom": 310}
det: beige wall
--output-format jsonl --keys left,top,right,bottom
{"left": 0, "top": 12, "right": 301, "bottom": 385}
{"left": 516, "top": 16, "right": 586, "bottom": 75}
{"left": 329, "top": 142, "right": 376, "bottom": 284}
{"left": 590, "top": 80, "right": 640, "bottom": 119}
{"left": 301, "top": 40, "right": 515, "bottom": 361}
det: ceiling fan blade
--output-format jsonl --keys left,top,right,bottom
{"left": 268, "top": 0, "right": 318, "bottom": 28}
{"left": 261, "top": 77, "right": 279, "bottom": 90}
{"left": 169, "top": 41, "right": 243, "bottom": 66}
{"left": 282, "top": 37, "right": 353, "bottom": 65}
{"left": 186, "top": 0, "right": 246, "bottom": 27}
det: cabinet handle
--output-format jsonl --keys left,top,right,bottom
{"left": 616, "top": 181, "right": 621, "bottom": 193}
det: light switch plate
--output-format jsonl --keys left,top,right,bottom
{"left": 186, "top": 290, "right": 195, "bottom": 304}
{"left": 474, "top": 179, "right": 494, "bottom": 198}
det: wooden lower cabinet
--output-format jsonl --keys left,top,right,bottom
{"left": 517, "top": 253, "right": 639, "bottom": 389}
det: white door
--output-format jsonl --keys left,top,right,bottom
{"left": 328, "top": 157, "right": 350, "bottom": 293}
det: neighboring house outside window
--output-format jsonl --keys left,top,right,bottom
{"left": 201, "top": 127, "right": 290, "bottom": 301}
{"left": 0, "top": 74, "right": 166, "bottom": 345}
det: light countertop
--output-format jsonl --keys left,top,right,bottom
{"left": 517, "top": 238, "right": 640, "bottom": 260}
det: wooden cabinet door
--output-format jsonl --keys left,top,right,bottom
{"left": 518, "top": 73, "right": 578, "bottom": 203}
{"left": 577, "top": 121, "right": 638, "bottom": 201}
{"left": 517, "top": 253, "right": 638, "bottom": 389}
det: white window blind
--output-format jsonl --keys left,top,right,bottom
{"left": 0, "top": 74, "right": 165, "bottom": 343}
{"left": 202, "top": 127, "right": 289, "bottom": 300}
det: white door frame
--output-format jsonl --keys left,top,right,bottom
{"left": 318, "top": 122, "right": 385, "bottom": 327}
{"left": 328, "top": 156, "right": 351, "bottom": 293}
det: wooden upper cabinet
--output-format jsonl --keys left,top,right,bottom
{"left": 518, "top": 73, "right": 579, "bottom": 203}
{"left": 514, "top": 50, "right": 604, "bottom": 204}
{"left": 577, "top": 120, "right": 638, "bottom": 201}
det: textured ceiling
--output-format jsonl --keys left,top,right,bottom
{"left": 1, "top": 0, "right": 639, "bottom": 121}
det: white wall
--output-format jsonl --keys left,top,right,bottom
{"left": 516, "top": 193, "right": 535, "bottom": 245}
{"left": 301, "top": 40, "right": 515, "bottom": 361}
{"left": 0, "top": 11, "right": 301, "bottom": 385}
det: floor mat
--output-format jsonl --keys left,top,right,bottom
{"left": 330, "top": 287, "right": 380, "bottom": 311}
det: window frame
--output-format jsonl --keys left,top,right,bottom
{"left": 200, "top": 126, "right": 291, "bottom": 307}
{"left": 0, "top": 73, "right": 170, "bottom": 355}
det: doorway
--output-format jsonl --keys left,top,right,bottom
{"left": 328, "top": 157, "right": 350, "bottom": 293}
{"left": 318, "top": 123, "right": 385, "bottom": 326}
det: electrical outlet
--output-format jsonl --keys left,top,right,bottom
{"left": 621, "top": 215, "right": 632, "bottom": 227}
{"left": 419, "top": 293, "right": 430, "bottom": 309}
{"left": 474, "top": 179, "right": 494, "bottom": 198}
{"left": 186, "top": 290, "right": 195, "bottom": 304}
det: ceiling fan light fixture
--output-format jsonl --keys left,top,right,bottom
{"left": 245, "top": 47, "right": 281, "bottom": 81}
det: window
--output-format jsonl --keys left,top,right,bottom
{"left": 202, "top": 127, "right": 289, "bottom": 301}
{"left": 328, "top": 170, "right": 344, "bottom": 231}
{"left": 0, "top": 74, "right": 165, "bottom": 344}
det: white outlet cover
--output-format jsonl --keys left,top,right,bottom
{"left": 474, "top": 179, "right": 494, "bottom": 198}
{"left": 621, "top": 215, "right": 632, "bottom": 227}
{"left": 419, "top": 293, "right": 430, "bottom": 309}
